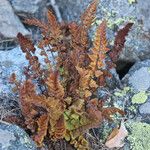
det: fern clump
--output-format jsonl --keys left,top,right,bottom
{"left": 9, "top": 0, "right": 133, "bottom": 149}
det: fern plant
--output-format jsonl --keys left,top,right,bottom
{"left": 9, "top": 0, "right": 133, "bottom": 149}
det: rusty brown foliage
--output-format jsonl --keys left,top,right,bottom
{"left": 9, "top": 0, "right": 133, "bottom": 149}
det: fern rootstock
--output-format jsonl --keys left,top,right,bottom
{"left": 10, "top": 0, "right": 133, "bottom": 149}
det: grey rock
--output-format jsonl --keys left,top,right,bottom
{"left": 10, "top": 0, "right": 43, "bottom": 14}
{"left": 0, "top": 46, "right": 56, "bottom": 95}
{"left": 0, "top": 122, "right": 37, "bottom": 150}
{"left": 10, "top": 0, "right": 47, "bottom": 18}
{"left": 139, "top": 100, "right": 150, "bottom": 115}
{"left": 55, "top": 0, "right": 91, "bottom": 22}
{"left": 122, "top": 60, "right": 150, "bottom": 92}
{"left": 136, "top": 0, "right": 150, "bottom": 32}
{"left": 0, "top": 0, "right": 30, "bottom": 40}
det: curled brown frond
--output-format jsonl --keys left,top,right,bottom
{"left": 17, "top": 33, "right": 35, "bottom": 53}
{"left": 102, "top": 107, "right": 125, "bottom": 121}
{"left": 33, "top": 114, "right": 49, "bottom": 147}
{"left": 81, "top": 0, "right": 98, "bottom": 29}
{"left": 24, "top": 18, "right": 48, "bottom": 34}
{"left": 109, "top": 23, "right": 133, "bottom": 62}
{"left": 93, "top": 20, "right": 109, "bottom": 52}
{"left": 47, "top": 10, "right": 61, "bottom": 37}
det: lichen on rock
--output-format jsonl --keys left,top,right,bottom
{"left": 131, "top": 91, "right": 148, "bottom": 104}
{"left": 126, "top": 122, "right": 150, "bottom": 150}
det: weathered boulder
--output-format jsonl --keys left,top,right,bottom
{"left": 0, "top": 0, "right": 30, "bottom": 50}
{"left": 122, "top": 60, "right": 150, "bottom": 92}
{"left": 0, "top": 46, "right": 56, "bottom": 94}
{"left": 0, "top": 122, "right": 37, "bottom": 150}
{"left": 139, "top": 100, "right": 150, "bottom": 116}
{"left": 0, "top": 0, "right": 30, "bottom": 39}
{"left": 10, "top": 0, "right": 45, "bottom": 14}
{"left": 55, "top": 0, "right": 91, "bottom": 22}
{"left": 9, "top": 0, "right": 47, "bottom": 18}
{"left": 122, "top": 60, "right": 150, "bottom": 118}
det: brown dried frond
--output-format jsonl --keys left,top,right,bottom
{"left": 17, "top": 33, "right": 45, "bottom": 82}
{"left": 88, "top": 21, "right": 109, "bottom": 74}
{"left": 19, "top": 78, "right": 65, "bottom": 145}
{"left": 53, "top": 114, "right": 66, "bottom": 139}
{"left": 33, "top": 114, "right": 49, "bottom": 147}
{"left": 47, "top": 10, "right": 61, "bottom": 37}
{"left": 93, "top": 20, "right": 109, "bottom": 52}
{"left": 81, "top": 0, "right": 98, "bottom": 29}
{"left": 3, "top": 115, "right": 26, "bottom": 129}
{"left": 102, "top": 107, "right": 125, "bottom": 121}
{"left": 46, "top": 71, "right": 64, "bottom": 98}
{"left": 17, "top": 33, "right": 35, "bottom": 53}
{"left": 24, "top": 18, "right": 48, "bottom": 34}
{"left": 109, "top": 23, "right": 133, "bottom": 62}
{"left": 19, "top": 80, "right": 38, "bottom": 132}
{"left": 11, "top": 0, "right": 134, "bottom": 149}
{"left": 68, "top": 22, "right": 90, "bottom": 68}
{"left": 76, "top": 66, "right": 92, "bottom": 90}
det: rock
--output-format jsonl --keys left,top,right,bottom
{"left": 8, "top": 0, "right": 49, "bottom": 44}
{"left": 55, "top": 0, "right": 91, "bottom": 22}
{"left": 136, "top": 0, "right": 150, "bottom": 32}
{"left": 10, "top": 0, "right": 43, "bottom": 14}
{"left": 9, "top": 0, "right": 47, "bottom": 18}
{"left": 121, "top": 59, "right": 150, "bottom": 117}
{"left": 0, "top": 0, "right": 30, "bottom": 39}
{"left": 0, "top": 46, "right": 56, "bottom": 95}
{"left": 0, "top": 0, "right": 30, "bottom": 50}
{"left": 139, "top": 100, "right": 150, "bottom": 115}
{"left": 0, "top": 47, "right": 27, "bottom": 94}
{"left": 122, "top": 60, "right": 150, "bottom": 92}
{"left": 0, "top": 122, "right": 37, "bottom": 150}
{"left": 126, "top": 121, "right": 150, "bottom": 150}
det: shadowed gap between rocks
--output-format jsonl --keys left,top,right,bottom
{"left": 116, "top": 60, "right": 135, "bottom": 79}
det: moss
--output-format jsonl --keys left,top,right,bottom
{"left": 131, "top": 91, "right": 148, "bottom": 104}
{"left": 126, "top": 122, "right": 150, "bottom": 150}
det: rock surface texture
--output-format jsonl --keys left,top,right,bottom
{"left": 0, "top": 0, "right": 30, "bottom": 50}
{"left": 122, "top": 60, "right": 150, "bottom": 92}
{"left": 0, "top": 122, "right": 37, "bottom": 150}
{"left": 9, "top": 0, "right": 48, "bottom": 21}
{"left": 122, "top": 60, "right": 150, "bottom": 119}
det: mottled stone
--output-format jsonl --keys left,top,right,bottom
{"left": 122, "top": 60, "right": 150, "bottom": 92}
{"left": 0, "top": 122, "right": 37, "bottom": 150}
{"left": 0, "top": 0, "right": 30, "bottom": 40}
{"left": 0, "top": 46, "right": 56, "bottom": 94}
{"left": 126, "top": 122, "right": 150, "bottom": 150}
{"left": 10, "top": 0, "right": 46, "bottom": 15}
{"left": 139, "top": 101, "right": 150, "bottom": 115}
